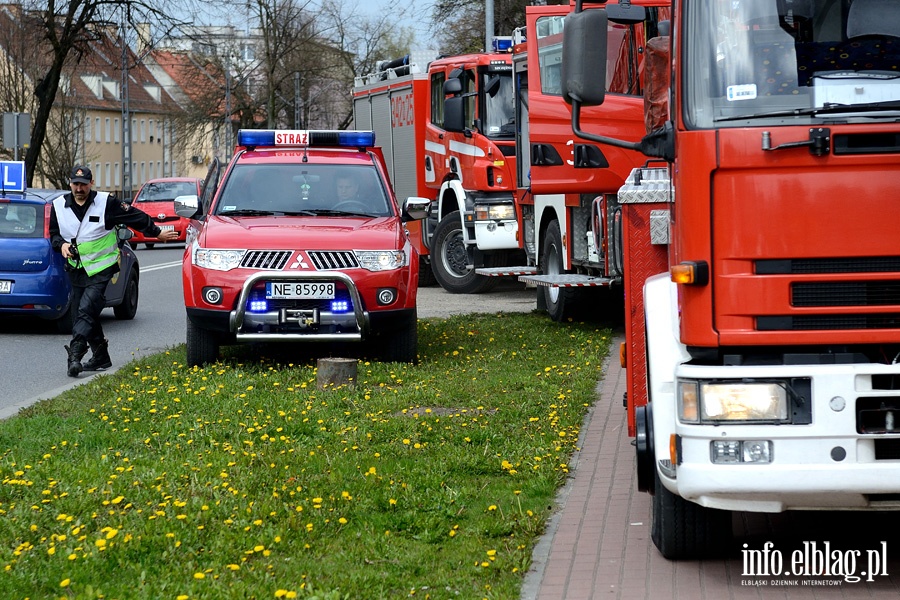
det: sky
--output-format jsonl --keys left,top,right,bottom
{"left": 362, "top": 0, "right": 437, "bottom": 55}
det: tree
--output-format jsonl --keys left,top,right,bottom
{"left": 430, "top": 0, "right": 566, "bottom": 56}
{"left": 21, "top": 0, "right": 192, "bottom": 187}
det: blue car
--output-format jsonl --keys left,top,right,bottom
{"left": 0, "top": 188, "right": 140, "bottom": 333}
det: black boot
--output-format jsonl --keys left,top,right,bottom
{"left": 83, "top": 338, "right": 112, "bottom": 371}
{"left": 65, "top": 340, "right": 88, "bottom": 377}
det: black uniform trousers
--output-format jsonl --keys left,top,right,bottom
{"left": 68, "top": 269, "right": 113, "bottom": 346}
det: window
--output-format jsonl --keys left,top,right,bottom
{"left": 430, "top": 72, "right": 445, "bottom": 128}
{"left": 115, "top": 163, "right": 121, "bottom": 187}
{"left": 140, "top": 120, "right": 146, "bottom": 143}
{"left": 95, "top": 118, "right": 101, "bottom": 143}
{"left": 105, "top": 118, "right": 111, "bottom": 143}
{"left": 149, "top": 119, "right": 154, "bottom": 142}
{"left": 94, "top": 163, "right": 101, "bottom": 186}
{"left": 105, "top": 163, "right": 111, "bottom": 188}
{"left": 114, "top": 119, "right": 120, "bottom": 143}
{"left": 85, "top": 118, "right": 92, "bottom": 142}
{"left": 464, "top": 69, "right": 476, "bottom": 130}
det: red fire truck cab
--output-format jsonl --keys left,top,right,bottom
{"left": 177, "top": 129, "right": 428, "bottom": 367}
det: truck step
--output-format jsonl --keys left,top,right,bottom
{"left": 475, "top": 266, "right": 539, "bottom": 277}
{"left": 518, "top": 274, "right": 616, "bottom": 288}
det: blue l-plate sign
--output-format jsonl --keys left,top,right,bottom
{"left": 0, "top": 161, "right": 25, "bottom": 192}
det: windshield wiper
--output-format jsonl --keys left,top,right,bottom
{"left": 716, "top": 100, "right": 900, "bottom": 123}
{"left": 217, "top": 208, "right": 275, "bottom": 216}
{"left": 303, "top": 209, "right": 378, "bottom": 217}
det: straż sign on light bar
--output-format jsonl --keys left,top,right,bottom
{"left": 275, "top": 130, "right": 310, "bottom": 145}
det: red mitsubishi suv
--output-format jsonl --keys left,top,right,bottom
{"left": 176, "top": 129, "right": 429, "bottom": 366}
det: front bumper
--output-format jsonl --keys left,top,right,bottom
{"left": 655, "top": 361, "right": 900, "bottom": 513}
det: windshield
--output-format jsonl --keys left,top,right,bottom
{"left": 483, "top": 72, "right": 516, "bottom": 138}
{"left": 0, "top": 201, "right": 40, "bottom": 238}
{"left": 135, "top": 181, "right": 198, "bottom": 202}
{"left": 215, "top": 163, "right": 393, "bottom": 217}
{"left": 685, "top": 0, "right": 900, "bottom": 128}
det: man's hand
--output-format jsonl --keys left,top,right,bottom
{"left": 61, "top": 242, "right": 76, "bottom": 259}
{"left": 156, "top": 230, "right": 179, "bottom": 242}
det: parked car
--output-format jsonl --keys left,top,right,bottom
{"left": 0, "top": 188, "right": 140, "bottom": 333}
{"left": 178, "top": 129, "right": 429, "bottom": 367}
{"left": 129, "top": 177, "right": 203, "bottom": 248}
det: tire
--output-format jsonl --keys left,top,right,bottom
{"left": 55, "top": 303, "right": 75, "bottom": 334}
{"left": 431, "top": 211, "right": 498, "bottom": 294}
{"left": 377, "top": 315, "right": 418, "bottom": 364}
{"left": 186, "top": 315, "right": 220, "bottom": 367}
{"left": 144, "top": 243, "right": 155, "bottom": 249}
{"left": 541, "top": 220, "right": 582, "bottom": 322}
{"left": 651, "top": 471, "right": 733, "bottom": 559}
{"left": 418, "top": 259, "right": 437, "bottom": 287}
{"left": 113, "top": 269, "right": 139, "bottom": 320}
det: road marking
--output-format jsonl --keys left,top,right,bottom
{"left": 141, "top": 260, "right": 182, "bottom": 272}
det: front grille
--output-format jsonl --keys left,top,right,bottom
{"left": 241, "top": 250, "right": 292, "bottom": 270}
{"left": 308, "top": 251, "right": 358, "bottom": 270}
{"left": 757, "top": 257, "right": 900, "bottom": 274}
{"left": 793, "top": 281, "right": 900, "bottom": 307}
{"left": 757, "top": 314, "right": 900, "bottom": 330}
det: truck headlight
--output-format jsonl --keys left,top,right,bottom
{"left": 194, "top": 248, "right": 246, "bottom": 271}
{"left": 354, "top": 250, "right": 406, "bottom": 271}
{"left": 474, "top": 203, "right": 515, "bottom": 221}
{"left": 678, "top": 380, "right": 788, "bottom": 423}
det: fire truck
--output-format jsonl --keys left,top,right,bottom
{"left": 352, "top": 47, "right": 521, "bottom": 294}
{"left": 564, "top": 0, "right": 900, "bottom": 559}
{"left": 477, "top": 2, "right": 669, "bottom": 321}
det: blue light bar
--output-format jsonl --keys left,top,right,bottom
{"left": 331, "top": 299, "right": 351, "bottom": 313}
{"left": 236, "top": 129, "right": 375, "bottom": 149}
{"left": 492, "top": 37, "right": 513, "bottom": 52}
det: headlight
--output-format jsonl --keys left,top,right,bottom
{"left": 194, "top": 248, "right": 246, "bottom": 271}
{"left": 474, "top": 203, "right": 515, "bottom": 221}
{"left": 354, "top": 250, "right": 406, "bottom": 271}
{"left": 678, "top": 380, "right": 788, "bottom": 423}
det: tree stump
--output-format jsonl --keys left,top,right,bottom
{"left": 316, "top": 357, "right": 358, "bottom": 390}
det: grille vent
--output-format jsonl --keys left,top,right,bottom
{"left": 308, "top": 251, "right": 358, "bottom": 270}
{"left": 241, "top": 250, "right": 292, "bottom": 270}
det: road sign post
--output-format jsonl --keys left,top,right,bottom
{"left": 2, "top": 112, "right": 31, "bottom": 161}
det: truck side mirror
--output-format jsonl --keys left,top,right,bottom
{"left": 485, "top": 75, "right": 501, "bottom": 98}
{"left": 402, "top": 197, "right": 430, "bottom": 222}
{"left": 444, "top": 96, "right": 466, "bottom": 132}
{"left": 561, "top": 8, "right": 609, "bottom": 106}
{"left": 443, "top": 78, "right": 463, "bottom": 95}
{"left": 607, "top": 2, "right": 646, "bottom": 24}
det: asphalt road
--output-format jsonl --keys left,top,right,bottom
{"left": 0, "top": 253, "right": 537, "bottom": 419}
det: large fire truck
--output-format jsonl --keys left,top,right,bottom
{"left": 478, "top": 2, "right": 669, "bottom": 321}
{"left": 352, "top": 48, "right": 521, "bottom": 294}
{"left": 563, "top": 0, "right": 900, "bottom": 559}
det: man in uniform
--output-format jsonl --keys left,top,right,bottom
{"left": 50, "top": 165, "right": 179, "bottom": 377}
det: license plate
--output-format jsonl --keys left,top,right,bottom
{"left": 159, "top": 225, "right": 175, "bottom": 232}
{"left": 0, "top": 280, "right": 10, "bottom": 294}
{"left": 266, "top": 281, "right": 335, "bottom": 299}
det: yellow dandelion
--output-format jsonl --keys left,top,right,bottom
{"left": 193, "top": 572, "right": 205, "bottom": 579}
{"left": 60, "top": 578, "right": 71, "bottom": 587}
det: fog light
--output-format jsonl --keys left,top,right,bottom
{"left": 247, "top": 290, "right": 268, "bottom": 313}
{"left": 710, "top": 440, "right": 773, "bottom": 464}
{"left": 202, "top": 286, "right": 223, "bottom": 304}
{"left": 377, "top": 288, "right": 396, "bottom": 305}
{"left": 711, "top": 440, "right": 742, "bottom": 463}
{"left": 742, "top": 440, "right": 773, "bottom": 463}
{"left": 331, "top": 299, "right": 351, "bottom": 312}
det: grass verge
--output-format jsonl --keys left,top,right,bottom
{"left": 0, "top": 312, "right": 612, "bottom": 599}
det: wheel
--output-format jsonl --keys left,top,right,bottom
{"left": 55, "top": 303, "right": 75, "bottom": 334}
{"left": 541, "top": 220, "right": 582, "bottom": 322}
{"left": 144, "top": 243, "right": 155, "bottom": 249}
{"left": 186, "top": 315, "right": 219, "bottom": 367}
{"left": 651, "top": 470, "right": 733, "bottom": 559}
{"left": 113, "top": 269, "right": 139, "bottom": 320}
{"left": 418, "top": 260, "right": 437, "bottom": 287}
{"left": 431, "top": 211, "right": 498, "bottom": 294}
{"left": 377, "top": 314, "right": 418, "bottom": 364}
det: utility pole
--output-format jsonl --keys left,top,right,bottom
{"left": 485, "top": 0, "right": 494, "bottom": 52}
{"left": 120, "top": 16, "right": 133, "bottom": 199}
